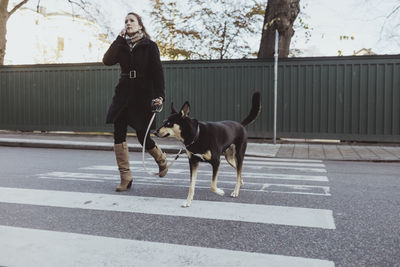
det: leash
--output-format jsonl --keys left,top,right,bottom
{"left": 142, "top": 101, "right": 184, "bottom": 176}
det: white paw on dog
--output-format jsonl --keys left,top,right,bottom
{"left": 231, "top": 191, "right": 239, "bottom": 198}
{"left": 214, "top": 188, "right": 225, "bottom": 196}
{"left": 181, "top": 201, "right": 191, "bottom": 208}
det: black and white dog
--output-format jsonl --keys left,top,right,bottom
{"left": 156, "top": 92, "right": 261, "bottom": 207}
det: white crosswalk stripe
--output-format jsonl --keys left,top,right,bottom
{"left": 0, "top": 157, "right": 335, "bottom": 266}
{"left": 83, "top": 163, "right": 328, "bottom": 173}
{"left": 73, "top": 156, "right": 330, "bottom": 195}
{"left": 0, "top": 187, "right": 335, "bottom": 229}
{"left": 36, "top": 171, "right": 331, "bottom": 196}
{"left": 0, "top": 225, "right": 334, "bottom": 267}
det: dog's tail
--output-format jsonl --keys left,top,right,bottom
{"left": 241, "top": 92, "right": 261, "bottom": 127}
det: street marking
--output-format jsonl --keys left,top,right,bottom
{"left": 171, "top": 155, "right": 324, "bottom": 163}
{"left": 36, "top": 172, "right": 330, "bottom": 196}
{"left": 138, "top": 159, "right": 326, "bottom": 168}
{"left": 36, "top": 176, "right": 331, "bottom": 196}
{"left": 37, "top": 172, "right": 118, "bottom": 180}
{"left": 130, "top": 177, "right": 331, "bottom": 196}
{"left": 82, "top": 164, "right": 327, "bottom": 173}
{"left": 243, "top": 156, "right": 323, "bottom": 163}
{"left": 0, "top": 225, "right": 334, "bottom": 267}
{"left": 131, "top": 182, "right": 331, "bottom": 196}
{"left": 235, "top": 173, "right": 328, "bottom": 182}
{"left": 39, "top": 171, "right": 329, "bottom": 182}
{"left": 0, "top": 187, "right": 335, "bottom": 229}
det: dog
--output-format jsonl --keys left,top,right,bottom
{"left": 155, "top": 92, "right": 261, "bottom": 207}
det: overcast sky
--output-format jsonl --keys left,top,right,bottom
{"left": 297, "top": 0, "right": 400, "bottom": 56}
{"left": 16, "top": 0, "right": 400, "bottom": 57}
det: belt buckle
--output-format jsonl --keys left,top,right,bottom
{"left": 129, "top": 70, "right": 136, "bottom": 79}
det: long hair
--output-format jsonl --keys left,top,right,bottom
{"left": 127, "top": 12, "right": 151, "bottom": 40}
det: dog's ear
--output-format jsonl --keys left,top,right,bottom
{"left": 180, "top": 101, "right": 190, "bottom": 117}
{"left": 170, "top": 102, "right": 177, "bottom": 114}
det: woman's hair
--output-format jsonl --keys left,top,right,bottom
{"left": 127, "top": 12, "right": 151, "bottom": 39}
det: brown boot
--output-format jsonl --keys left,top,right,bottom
{"left": 114, "top": 142, "right": 133, "bottom": 191}
{"left": 148, "top": 144, "right": 168, "bottom": 177}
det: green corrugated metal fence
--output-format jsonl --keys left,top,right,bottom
{"left": 0, "top": 55, "right": 399, "bottom": 142}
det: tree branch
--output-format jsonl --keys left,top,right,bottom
{"left": 386, "top": 4, "right": 400, "bottom": 18}
{"left": 66, "top": 0, "right": 87, "bottom": 10}
{"left": 8, "top": 0, "right": 29, "bottom": 17}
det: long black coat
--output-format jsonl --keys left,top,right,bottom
{"left": 103, "top": 35, "right": 165, "bottom": 130}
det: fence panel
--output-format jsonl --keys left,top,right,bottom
{"left": 1, "top": 55, "right": 399, "bottom": 142}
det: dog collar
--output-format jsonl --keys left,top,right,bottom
{"left": 185, "top": 124, "right": 200, "bottom": 147}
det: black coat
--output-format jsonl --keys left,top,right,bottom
{"left": 103, "top": 35, "right": 165, "bottom": 130}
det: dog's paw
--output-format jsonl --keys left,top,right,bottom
{"left": 214, "top": 188, "right": 225, "bottom": 196}
{"left": 230, "top": 191, "right": 239, "bottom": 198}
{"left": 181, "top": 201, "right": 191, "bottom": 208}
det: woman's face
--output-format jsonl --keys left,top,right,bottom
{"left": 125, "top": 14, "right": 142, "bottom": 36}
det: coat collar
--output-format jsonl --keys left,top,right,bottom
{"left": 122, "top": 38, "right": 151, "bottom": 53}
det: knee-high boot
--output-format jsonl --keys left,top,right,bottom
{"left": 114, "top": 142, "right": 133, "bottom": 191}
{"left": 148, "top": 144, "right": 168, "bottom": 177}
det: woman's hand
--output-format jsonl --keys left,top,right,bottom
{"left": 153, "top": 97, "right": 163, "bottom": 106}
{"left": 119, "top": 28, "right": 126, "bottom": 37}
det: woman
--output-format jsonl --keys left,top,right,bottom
{"left": 103, "top": 12, "right": 168, "bottom": 192}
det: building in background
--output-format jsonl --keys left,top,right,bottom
{"left": 353, "top": 48, "right": 376, "bottom": 56}
{"left": 5, "top": 7, "right": 110, "bottom": 65}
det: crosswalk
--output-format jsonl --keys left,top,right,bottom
{"left": 0, "top": 154, "right": 336, "bottom": 266}
{"left": 0, "top": 226, "right": 333, "bottom": 267}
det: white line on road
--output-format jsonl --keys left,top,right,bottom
{"left": 130, "top": 182, "right": 331, "bottom": 196}
{"left": 139, "top": 159, "right": 326, "bottom": 168}
{"left": 0, "top": 225, "right": 334, "bottom": 267}
{"left": 82, "top": 164, "right": 328, "bottom": 173}
{"left": 171, "top": 155, "right": 324, "bottom": 163}
{"left": 35, "top": 177, "right": 331, "bottom": 196}
{"left": 80, "top": 165, "right": 330, "bottom": 179}
{"left": 130, "top": 178, "right": 331, "bottom": 196}
{"left": 0, "top": 187, "right": 335, "bottom": 229}
{"left": 36, "top": 172, "right": 330, "bottom": 196}
{"left": 243, "top": 156, "right": 323, "bottom": 163}
{"left": 38, "top": 171, "right": 329, "bottom": 182}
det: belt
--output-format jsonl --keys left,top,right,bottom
{"left": 120, "top": 70, "right": 144, "bottom": 79}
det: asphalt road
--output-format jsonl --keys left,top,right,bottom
{"left": 0, "top": 146, "right": 399, "bottom": 266}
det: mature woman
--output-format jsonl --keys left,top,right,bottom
{"left": 103, "top": 12, "right": 167, "bottom": 191}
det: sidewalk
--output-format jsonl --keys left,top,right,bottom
{"left": 1, "top": 131, "right": 400, "bottom": 162}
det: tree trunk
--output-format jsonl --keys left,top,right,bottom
{"left": 258, "top": 0, "right": 300, "bottom": 59}
{"left": 0, "top": 0, "right": 10, "bottom": 65}
{"left": 0, "top": 0, "right": 29, "bottom": 65}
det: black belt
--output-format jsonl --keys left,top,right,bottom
{"left": 120, "top": 70, "right": 144, "bottom": 79}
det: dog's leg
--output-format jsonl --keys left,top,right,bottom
{"left": 231, "top": 169, "right": 243, "bottom": 197}
{"left": 224, "top": 144, "right": 237, "bottom": 169}
{"left": 210, "top": 159, "right": 225, "bottom": 196}
{"left": 181, "top": 160, "right": 199, "bottom": 208}
{"left": 231, "top": 144, "right": 246, "bottom": 198}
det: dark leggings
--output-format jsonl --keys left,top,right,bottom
{"left": 113, "top": 114, "right": 155, "bottom": 150}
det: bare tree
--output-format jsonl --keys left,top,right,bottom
{"left": 0, "top": 0, "right": 29, "bottom": 65}
{"left": 0, "top": 0, "right": 118, "bottom": 65}
{"left": 380, "top": 1, "right": 400, "bottom": 48}
{"left": 258, "top": 0, "right": 300, "bottom": 58}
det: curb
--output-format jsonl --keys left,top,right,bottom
{"left": 2, "top": 138, "right": 400, "bottom": 162}
{"left": 0, "top": 139, "right": 273, "bottom": 157}
{"left": 0, "top": 139, "right": 182, "bottom": 154}
{"left": 0, "top": 138, "right": 276, "bottom": 158}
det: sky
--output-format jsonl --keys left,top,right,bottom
{"left": 296, "top": 0, "right": 400, "bottom": 56}
{"left": 11, "top": 0, "right": 400, "bottom": 58}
